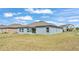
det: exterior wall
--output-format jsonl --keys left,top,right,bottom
{"left": 49, "top": 27, "right": 62, "bottom": 34}
{"left": 36, "top": 27, "right": 63, "bottom": 34}
{"left": 17, "top": 27, "right": 54, "bottom": 34}
{"left": 0, "top": 29, "right": 17, "bottom": 34}
{"left": 17, "top": 28, "right": 32, "bottom": 34}
{"left": 0, "top": 29, "right": 3, "bottom": 33}
{"left": 4, "top": 29, "right": 17, "bottom": 33}
{"left": 63, "top": 27, "right": 67, "bottom": 32}
{"left": 49, "top": 27, "right": 57, "bottom": 34}
{"left": 36, "top": 27, "right": 47, "bottom": 34}
{"left": 0, "top": 27, "right": 63, "bottom": 34}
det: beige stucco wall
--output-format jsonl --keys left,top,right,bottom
{"left": 2, "top": 29, "right": 17, "bottom": 34}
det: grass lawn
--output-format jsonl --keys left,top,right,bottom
{"left": 0, "top": 32, "right": 79, "bottom": 51}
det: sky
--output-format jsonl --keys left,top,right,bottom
{"left": 0, "top": 8, "right": 79, "bottom": 26}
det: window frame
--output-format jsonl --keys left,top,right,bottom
{"left": 19, "top": 28, "right": 24, "bottom": 32}
{"left": 46, "top": 27, "right": 49, "bottom": 32}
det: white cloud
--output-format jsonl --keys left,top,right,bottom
{"left": 13, "top": 20, "right": 27, "bottom": 25}
{"left": 4, "top": 12, "right": 14, "bottom": 17}
{"left": 57, "top": 17, "right": 66, "bottom": 22}
{"left": 58, "top": 19, "right": 65, "bottom": 22}
{"left": 35, "top": 20, "right": 41, "bottom": 22}
{"left": 63, "top": 9, "right": 79, "bottom": 13}
{"left": 68, "top": 19, "right": 79, "bottom": 22}
{"left": 25, "top": 8, "right": 53, "bottom": 14}
{"left": 13, "top": 12, "right": 22, "bottom": 15}
{"left": 57, "top": 9, "right": 79, "bottom": 17}
{"left": 16, "top": 12, "right": 22, "bottom": 15}
{"left": 67, "top": 16, "right": 79, "bottom": 19}
{"left": 41, "top": 16, "right": 50, "bottom": 18}
{"left": 15, "top": 16, "right": 33, "bottom": 20}
{"left": 4, "top": 12, "right": 22, "bottom": 18}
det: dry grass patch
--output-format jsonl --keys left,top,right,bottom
{"left": 0, "top": 32, "right": 79, "bottom": 51}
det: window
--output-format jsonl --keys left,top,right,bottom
{"left": 32, "top": 28, "right": 36, "bottom": 33}
{"left": 19, "top": 28, "right": 24, "bottom": 32}
{"left": 27, "top": 28, "right": 29, "bottom": 32}
{"left": 21, "top": 28, "right": 24, "bottom": 32}
{"left": 46, "top": 27, "right": 49, "bottom": 32}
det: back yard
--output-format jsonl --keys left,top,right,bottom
{"left": 0, "top": 32, "right": 79, "bottom": 51}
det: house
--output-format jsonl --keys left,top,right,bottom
{"left": 0, "top": 21, "right": 63, "bottom": 34}
{"left": 0, "top": 24, "right": 25, "bottom": 34}
{"left": 0, "top": 25, "right": 6, "bottom": 33}
{"left": 60, "top": 24, "right": 75, "bottom": 32}
{"left": 17, "top": 21, "right": 63, "bottom": 34}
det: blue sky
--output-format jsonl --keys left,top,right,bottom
{"left": 0, "top": 8, "right": 79, "bottom": 26}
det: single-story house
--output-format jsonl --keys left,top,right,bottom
{"left": 60, "top": 24, "right": 74, "bottom": 32}
{"left": 0, "top": 24, "right": 24, "bottom": 33}
{"left": 0, "top": 21, "right": 63, "bottom": 34}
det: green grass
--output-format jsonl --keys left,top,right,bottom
{"left": 0, "top": 32, "right": 79, "bottom": 51}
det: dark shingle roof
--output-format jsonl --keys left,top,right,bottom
{"left": 60, "top": 24, "right": 74, "bottom": 28}
{"left": 0, "top": 21, "right": 62, "bottom": 28}
{"left": 7, "top": 24, "right": 29, "bottom": 28}
{"left": 0, "top": 24, "right": 29, "bottom": 29}
{"left": 0, "top": 25, "right": 7, "bottom": 29}
{"left": 28, "top": 21, "right": 59, "bottom": 27}
{"left": 8, "top": 24, "right": 23, "bottom": 28}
